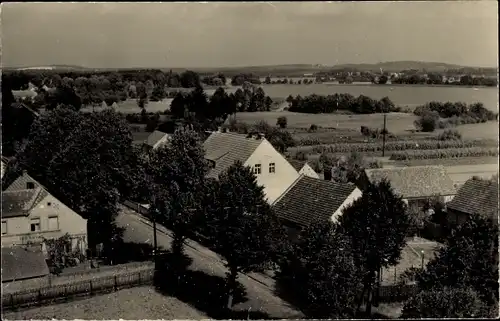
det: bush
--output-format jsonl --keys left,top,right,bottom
{"left": 414, "top": 111, "right": 439, "bottom": 132}
{"left": 277, "top": 116, "right": 288, "bottom": 128}
{"left": 438, "top": 129, "right": 462, "bottom": 141}
{"left": 389, "top": 147, "right": 499, "bottom": 161}
{"left": 309, "top": 124, "right": 318, "bottom": 132}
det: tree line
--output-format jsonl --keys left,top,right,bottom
{"left": 286, "top": 93, "right": 399, "bottom": 114}
{"left": 413, "top": 101, "right": 498, "bottom": 132}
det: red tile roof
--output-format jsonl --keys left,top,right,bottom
{"left": 447, "top": 178, "right": 499, "bottom": 220}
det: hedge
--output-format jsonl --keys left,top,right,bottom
{"left": 306, "top": 139, "right": 493, "bottom": 154}
{"left": 389, "top": 147, "right": 499, "bottom": 160}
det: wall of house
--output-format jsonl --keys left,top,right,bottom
{"left": 153, "top": 135, "right": 170, "bottom": 150}
{"left": 331, "top": 187, "right": 363, "bottom": 223}
{"left": 2, "top": 194, "right": 88, "bottom": 253}
{"left": 245, "top": 139, "right": 300, "bottom": 204}
{"left": 299, "top": 163, "right": 320, "bottom": 179}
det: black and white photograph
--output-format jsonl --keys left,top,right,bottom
{"left": 1, "top": 1, "right": 498, "bottom": 319}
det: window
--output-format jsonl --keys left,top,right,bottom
{"left": 30, "top": 218, "right": 41, "bottom": 232}
{"left": 269, "top": 163, "right": 276, "bottom": 173}
{"left": 253, "top": 164, "right": 261, "bottom": 175}
{"left": 48, "top": 216, "right": 59, "bottom": 230}
{"left": 2, "top": 221, "right": 7, "bottom": 235}
{"left": 26, "top": 182, "right": 35, "bottom": 189}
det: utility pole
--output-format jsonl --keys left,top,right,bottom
{"left": 382, "top": 113, "right": 387, "bottom": 157}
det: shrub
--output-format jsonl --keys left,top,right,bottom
{"left": 438, "top": 129, "right": 462, "bottom": 141}
{"left": 277, "top": 116, "right": 288, "bottom": 128}
{"left": 309, "top": 124, "right": 318, "bottom": 132}
{"left": 389, "top": 147, "right": 499, "bottom": 161}
{"left": 414, "top": 111, "right": 439, "bottom": 132}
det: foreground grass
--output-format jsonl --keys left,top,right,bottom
{"left": 2, "top": 286, "right": 207, "bottom": 320}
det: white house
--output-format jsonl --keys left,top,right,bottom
{"left": 2, "top": 172, "right": 88, "bottom": 255}
{"left": 143, "top": 130, "right": 172, "bottom": 152}
{"left": 203, "top": 131, "right": 300, "bottom": 204}
{"left": 273, "top": 175, "right": 362, "bottom": 235}
{"left": 1, "top": 156, "right": 8, "bottom": 179}
{"left": 287, "top": 159, "right": 320, "bottom": 179}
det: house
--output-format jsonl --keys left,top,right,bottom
{"left": 2, "top": 171, "right": 88, "bottom": 255}
{"left": 1, "top": 156, "right": 9, "bottom": 179}
{"left": 287, "top": 159, "right": 320, "bottom": 179}
{"left": 1, "top": 245, "right": 50, "bottom": 283}
{"left": 446, "top": 178, "right": 499, "bottom": 225}
{"left": 203, "top": 131, "right": 300, "bottom": 204}
{"left": 361, "top": 165, "right": 456, "bottom": 208}
{"left": 273, "top": 175, "right": 362, "bottom": 237}
{"left": 143, "top": 130, "right": 171, "bottom": 152}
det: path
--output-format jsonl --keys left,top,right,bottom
{"left": 116, "top": 205, "right": 302, "bottom": 318}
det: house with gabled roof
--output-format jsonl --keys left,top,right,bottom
{"left": 287, "top": 159, "right": 320, "bottom": 179}
{"left": 273, "top": 175, "right": 362, "bottom": 237}
{"left": 446, "top": 177, "right": 499, "bottom": 225}
{"left": 1, "top": 156, "right": 9, "bottom": 179}
{"left": 203, "top": 131, "right": 300, "bottom": 204}
{"left": 142, "top": 130, "right": 171, "bottom": 153}
{"left": 361, "top": 165, "right": 456, "bottom": 208}
{"left": 2, "top": 171, "right": 87, "bottom": 255}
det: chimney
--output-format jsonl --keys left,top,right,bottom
{"left": 323, "top": 167, "right": 332, "bottom": 181}
{"left": 22, "top": 170, "right": 27, "bottom": 176}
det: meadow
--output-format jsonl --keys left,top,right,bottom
{"left": 1, "top": 286, "right": 207, "bottom": 320}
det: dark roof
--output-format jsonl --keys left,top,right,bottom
{"left": 203, "top": 132, "right": 263, "bottom": 179}
{"left": 288, "top": 159, "right": 307, "bottom": 172}
{"left": 1, "top": 246, "right": 50, "bottom": 282}
{"left": 3, "top": 172, "right": 50, "bottom": 217}
{"left": 447, "top": 178, "right": 499, "bottom": 220}
{"left": 144, "top": 130, "right": 170, "bottom": 148}
{"left": 364, "top": 165, "right": 456, "bottom": 199}
{"left": 273, "top": 175, "right": 358, "bottom": 227}
{"left": 1, "top": 189, "right": 44, "bottom": 218}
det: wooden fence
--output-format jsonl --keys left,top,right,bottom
{"left": 377, "top": 284, "right": 418, "bottom": 303}
{"left": 2, "top": 268, "right": 154, "bottom": 311}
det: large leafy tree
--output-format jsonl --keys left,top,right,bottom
{"left": 401, "top": 287, "right": 491, "bottom": 318}
{"left": 147, "top": 127, "right": 208, "bottom": 256}
{"left": 1, "top": 81, "right": 37, "bottom": 157}
{"left": 338, "top": 180, "right": 411, "bottom": 314}
{"left": 276, "top": 221, "right": 362, "bottom": 318}
{"left": 7, "top": 108, "right": 132, "bottom": 253}
{"left": 207, "top": 161, "right": 281, "bottom": 310}
{"left": 415, "top": 215, "right": 499, "bottom": 306}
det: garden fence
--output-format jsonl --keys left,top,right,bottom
{"left": 2, "top": 268, "right": 154, "bottom": 311}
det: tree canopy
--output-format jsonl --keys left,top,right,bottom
{"left": 5, "top": 107, "right": 133, "bottom": 252}
{"left": 276, "top": 221, "right": 362, "bottom": 318}
{"left": 338, "top": 180, "right": 411, "bottom": 313}
{"left": 147, "top": 127, "right": 208, "bottom": 256}
{"left": 206, "top": 161, "right": 282, "bottom": 309}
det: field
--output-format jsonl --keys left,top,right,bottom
{"left": 234, "top": 111, "right": 419, "bottom": 133}
{"left": 1, "top": 286, "right": 206, "bottom": 320}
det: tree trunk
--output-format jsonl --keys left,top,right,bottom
{"left": 171, "top": 234, "right": 184, "bottom": 257}
{"left": 356, "top": 284, "right": 367, "bottom": 313}
{"left": 365, "top": 270, "right": 376, "bottom": 315}
{"left": 226, "top": 266, "right": 238, "bottom": 310}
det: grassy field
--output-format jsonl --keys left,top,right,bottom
{"left": 234, "top": 111, "right": 419, "bottom": 134}
{"left": 2, "top": 286, "right": 207, "bottom": 320}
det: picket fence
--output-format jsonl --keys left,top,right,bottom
{"left": 2, "top": 268, "right": 154, "bottom": 311}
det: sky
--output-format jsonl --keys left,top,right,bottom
{"left": 1, "top": 1, "right": 498, "bottom": 69}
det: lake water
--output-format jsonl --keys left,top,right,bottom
{"left": 205, "top": 84, "right": 498, "bottom": 111}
